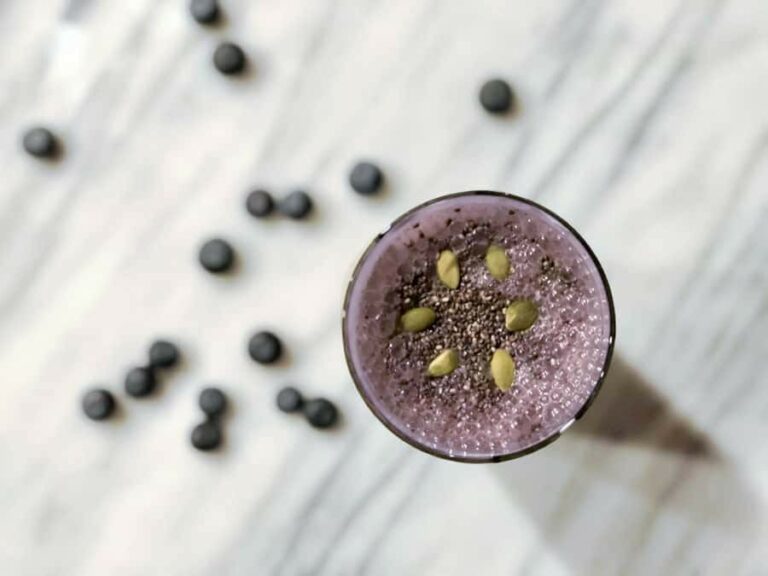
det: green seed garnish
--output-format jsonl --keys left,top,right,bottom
{"left": 485, "top": 244, "right": 511, "bottom": 280}
{"left": 436, "top": 250, "right": 460, "bottom": 289}
{"left": 490, "top": 349, "right": 516, "bottom": 391}
{"left": 504, "top": 299, "right": 539, "bottom": 332}
{"left": 400, "top": 307, "right": 436, "bottom": 333}
{"left": 427, "top": 349, "right": 458, "bottom": 377}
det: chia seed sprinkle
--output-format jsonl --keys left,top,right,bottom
{"left": 386, "top": 226, "right": 561, "bottom": 414}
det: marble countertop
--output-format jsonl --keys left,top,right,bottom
{"left": 1, "top": 0, "right": 767, "bottom": 574}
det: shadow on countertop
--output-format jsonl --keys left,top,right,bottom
{"left": 491, "top": 355, "right": 761, "bottom": 574}
{"left": 570, "top": 356, "right": 715, "bottom": 458}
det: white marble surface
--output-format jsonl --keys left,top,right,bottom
{"left": 1, "top": 0, "right": 767, "bottom": 574}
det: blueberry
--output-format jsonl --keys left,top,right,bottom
{"left": 246, "top": 189, "right": 274, "bottom": 218}
{"left": 213, "top": 42, "right": 246, "bottom": 75}
{"left": 190, "top": 421, "right": 222, "bottom": 451}
{"left": 198, "top": 238, "right": 235, "bottom": 273}
{"left": 199, "top": 387, "right": 227, "bottom": 418}
{"left": 124, "top": 366, "right": 157, "bottom": 398}
{"left": 148, "top": 340, "right": 180, "bottom": 369}
{"left": 189, "top": 0, "right": 219, "bottom": 24}
{"left": 303, "top": 398, "right": 338, "bottom": 429}
{"left": 81, "top": 388, "right": 116, "bottom": 421}
{"left": 22, "top": 127, "right": 58, "bottom": 159}
{"left": 279, "top": 190, "right": 313, "bottom": 219}
{"left": 276, "top": 387, "right": 303, "bottom": 413}
{"left": 248, "top": 331, "right": 282, "bottom": 364}
{"left": 479, "top": 79, "right": 514, "bottom": 114}
{"left": 349, "top": 161, "right": 383, "bottom": 195}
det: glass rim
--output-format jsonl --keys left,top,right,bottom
{"left": 342, "top": 190, "right": 616, "bottom": 463}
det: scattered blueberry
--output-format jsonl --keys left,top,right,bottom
{"left": 349, "top": 161, "right": 384, "bottom": 195}
{"left": 82, "top": 388, "right": 116, "bottom": 421}
{"left": 248, "top": 331, "right": 282, "bottom": 364}
{"left": 22, "top": 127, "right": 58, "bottom": 159}
{"left": 479, "top": 79, "right": 514, "bottom": 114}
{"left": 246, "top": 189, "right": 275, "bottom": 218}
{"left": 199, "top": 238, "right": 235, "bottom": 273}
{"left": 191, "top": 421, "right": 222, "bottom": 451}
{"left": 148, "top": 340, "right": 180, "bottom": 369}
{"left": 189, "top": 0, "right": 219, "bottom": 24}
{"left": 124, "top": 366, "right": 157, "bottom": 398}
{"left": 213, "top": 42, "right": 246, "bottom": 75}
{"left": 276, "top": 387, "right": 303, "bottom": 413}
{"left": 303, "top": 398, "right": 339, "bottom": 429}
{"left": 199, "top": 387, "right": 227, "bottom": 418}
{"left": 279, "top": 190, "right": 313, "bottom": 219}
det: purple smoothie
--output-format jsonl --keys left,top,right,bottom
{"left": 343, "top": 192, "right": 615, "bottom": 462}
